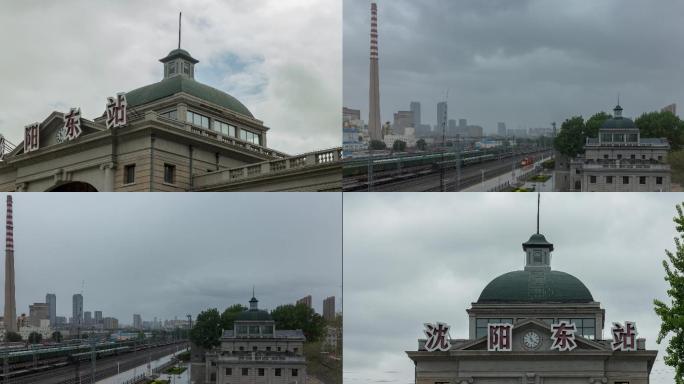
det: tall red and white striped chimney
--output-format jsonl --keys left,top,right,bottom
{"left": 368, "top": 2, "right": 382, "bottom": 142}
{"left": 4, "top": 196, "right": 16, "bottom": 333}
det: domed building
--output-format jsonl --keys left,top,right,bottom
{"left": 196, "top": 295, "right": 307, "bottom": 384}
{"left": 407, "top": 222, "right": 657, "bottom": 383}
{"left": 0, "top": 44, "right": 340, "bottom": 192}
{"left": 559, "top": 104, "right": 670, "bottom": 192}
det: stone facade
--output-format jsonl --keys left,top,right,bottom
{"left": 557, "top": 105, "right": 670, "bottom": 192}
{"left": 408, "top": 228, "right": 657, "bottom": 383}
{"left": 0, "top": 48, "right": 341, "bottom": 192}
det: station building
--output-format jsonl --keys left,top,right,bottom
{"left": 195, "top": 296, "right": 307, "bottom": 384}
{"left": 407, "top": 223, "right": 657, "bottom": 383}
{"left": 555, "top": 104, "right": 670, "bottom": 192}
{"left": 0, "top": 47, "right": 340, "bottom": 192}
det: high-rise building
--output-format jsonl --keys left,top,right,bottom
{"left": 296, "top": 295, "right": 312, "bottom": 308}
{"left": 72, "top": 294, "right": 83, "bottom": 328}
{"left": 84, "top": 311, "right": 92, "bottom": 326}
{"left": 393, "top": 111, "right": 413, "bottom": 135}
{"left": 459, "top": 119, "right": 467, "bottom": 128}
{"left": 133, "top": 314, "right": 142, "bottom": 329}
{"left": 4, "top": 196, "right": 16, "bottom": 333}
{"left": 661, "top": 103, "right": 677, "bottom": 116}
{"left": 368, "top": 2, "right": 382, "bottom": 141}
{"left": 103, "top": 317, "right": 119, "bottom": 330}
{"left": 437, "top": 102, "right": 447, "bottom": 134}
{"left": 28, "top": 303, "right": 49, "bottom": 327}
{"left": 323, "top": 296, "right": 336, "bottom": 321}
{"left": 343, "top": 107, "right": 361, "bottom": 123}
{"left": 46, "top": 293, "right": 56, "bottom": 326}
{"left": 497, "top": 122, "right": 506, "bottom": 137}
{"left": 95, "top": 310, "right": 103, "bottom": 324}
{"left": 448, "top": 119, "right": 457, "bottom": 136}
{"left": 410, "top": 102, "right": 421, "bottom": 128}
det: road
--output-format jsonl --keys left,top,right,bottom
{"left": 359, "top": 151, "right": 552, "bottom": 192}
{"left": 6, "top": 342, "right": 187, "bottom": 384}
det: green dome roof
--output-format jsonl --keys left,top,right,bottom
{"left": 160, "top": 49, "right": 199, "bottom": 64}
{"left": 126, "top": 75, "right": 254, "bottom": 118}
{"left": 477, "top": 270, "right": 594, "bottom": 304}
{"left": 235, "top": 309, "right": 272, "bottom": 321}
{"left": 602, "top": 117, "right": 636, "bottom": 129}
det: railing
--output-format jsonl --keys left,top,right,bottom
{"left": 193, "top": 147, "right": 342, "bottom": 188}
{"left": 218, "top": 354, "right": 305, "bottom": 362}
{"left": 582, "top": 162, "right": 670, "bottom": 170}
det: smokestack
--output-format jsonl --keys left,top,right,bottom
{"left": 4, "top": 195, "right": 16, "bottom": 333}
{"left": 368, "top": 2, "right": 382, "bottom": 142}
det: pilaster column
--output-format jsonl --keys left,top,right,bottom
{"left": 100, "top": 162, "right": 116, "bottom": 192}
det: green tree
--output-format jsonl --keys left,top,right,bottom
{"left": 392, "top": 140, "right": 407, "bottom": 152}
{"left": 584, "top": 111, "right": 611, "bottom": 139}
{"left": 189, "top": 308, "right": 222, "bottom": 349}
{"left": 5, "top": 332, "right": 21, "bottom": 342}
{"left": 221, "top": 304, "right": 247, "bottom": 331}
{"left": 553, "top": 116, "right": 585, "bottom": 157}
{"left": 28, "top": 332, "right": 42, "bottom": 344}
{"left": 369, "top": 140, "right": 386, "bottom": 150}
{"left": 51, "top": 331, "right": 63, "bottom": 343}
{"left": 654, "top": 202, "right": 684, "bottom": 382}
{"left": 636, "top": 111, "right": 684, "bottom": 151}
{"left": 416, "top": 139, "right": 427, "bottom": 151}
{"left": 271, "top": 304, "right": 326, "bottom": 343}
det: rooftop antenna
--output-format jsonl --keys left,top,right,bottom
{"left": 178, "top": 12, "right": 182, "bottom": 49}
{"left": 536, "top": 192, "right": 540, "bottom": 234}
{"left": 252, "top": 285, "right": 255, "bottom": 298}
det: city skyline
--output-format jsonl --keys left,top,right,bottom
{"left": 343, "top": 0, "right": 684, "bottom": 134}
{"left": 344, "top": 193, "right": 678, "bottom": 384}
{"left": 0, "top": 193, "right": 342, "bottom": 325}
{"left": 0, "top": 0, "right": 342, "bottom": 155}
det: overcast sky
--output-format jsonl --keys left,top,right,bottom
{"left": 343, "top": 0, "right": 684, "bottom": 133}
{"left": 0, "top": 193, "right": 341, "bottom": 327}
{"left": 345, "top": 193, "right": 678, "bottom": 384}
{"left": 0, "top": 0, "right": 341, "bottom": 155}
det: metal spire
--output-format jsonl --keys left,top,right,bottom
{"left": 178, "top": 12, "right": 182, "bottom": 49}
{"left": 536, "top": 192, "right": 540, "bottom": 234}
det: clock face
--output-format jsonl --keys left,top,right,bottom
{"left": 522, "top": 331, "right": 541, "bottom": 350}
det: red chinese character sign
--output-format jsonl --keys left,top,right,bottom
{"left": 24, "top": 123, "right": 40, "bottom": 153}
{"left": 487, "top": 323, "right": 512, "bottom": 351}
{"left": 63, "top": 108, "right": 82, "bottom": 141}
{"left": 550, "top": 321, "right": 577, "bottom": 351}
{"left": 106, "top": 93, "right": 127, "bottom": 129}
{"left": 423, "top": 322, "right": 451, "bottom": 352}
{"left": 612, "top": 321, "right": 637, "bottom": 351}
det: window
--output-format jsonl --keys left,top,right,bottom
{"left": 183, "top": 62, "right": 191, "bottom": 75}
{"left": 277, "top": 347, "right": 281, "bottom": 352}
{"left": 558, "top": 318, "right": 595, "bottom": 339}
{"left": 623, "top": 176, "right": 629, "bottom": 184}
{"left": 603, "top": 154, "right": 609, "bottom": 159}
{"left": 214, "top": 120, "right": 236, "bottom": 137}
{"left": 252, "top": 346, "right": 258, "bottom": 351}
{"left": 601, "top": 133, "right": 612, "bottom": 142}
{"left": 293, "top": 347, "right": 299, "bottom": 353}
{"left": 242, "top": 368, "right": 249, "bottom": 376}
{"left": 630, "top": 154, "right": 635, "bottom": 160}
{"left": 614, "top": 133, "right": 624, "bottom": 142}
{"left": 657, "top": 177, "right": 663, "bottom": 185}
{"left": 164, "top": 163, "right": 176, "bottom": 184}
{"left": 275, "top": 368, "right": 282, "bottom": 376}
{"left": 239, "top": 346, "right": 244, "bottom": 351}
{"left": 262, "top": 325, "right": 273, "bottom": 335}
{"left": 627, "top": 133, "right": 638, "bottom": 142}
{"left": 249, "top": 325, "right": 260, "bottom": 334}
{"left": 658, "top": 155, "right": 663, "bottom": 161}
{"left": 258, "top": 368, "right": 265, "bottom": 376}
{"left": 533, "top": 250, "right": 542, "bottom": 263}
{"left": 642, "top": 155, "right": 646, "bottom": 159}
{"left": 160, "top": 110, "right": 177, "bottom": 120}
{"left": 237, "top": 326, "right": 248, "bottom": 334}
{"left": 240, "top": 129, "right": 261, "bottom": 145}
{"left": 168, "top": 62, "right": 177, "bottom": 76}
{"left": 187, "top": 110, "right": 210, "bottom": 129}
{"left": 606, "top": 176, "right": 613, "bottom": 184}
{"left": 589, "top": 175, "right": 596, "bottom": 183}
{"left": 475, "top": 318, "right": 513, "bottom": 338}
{"left": 124, "top": 164, "right": 135, "bottom": 184}
{"left": 639, "top": 176, "right": 646, "bottom": 185}
{"left": 617, "top": 154, "right": 622, "bottom": 160}
{"left": 210, "top": 373, "right": 216, "bottom": 381}
{"left": 292, "top": 369, "right": 298, "bottom": 377}
{"left": 225, "top": 368, "right": 232, "bottom": 375}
